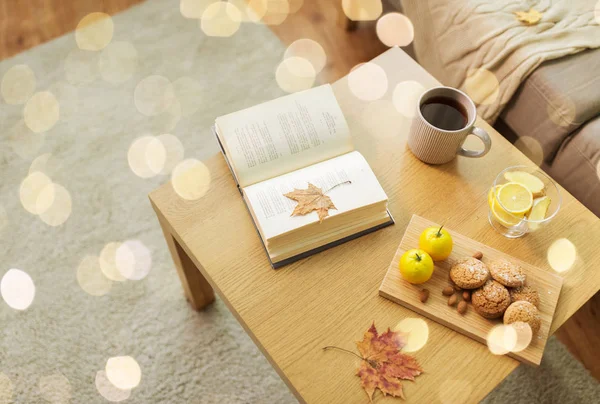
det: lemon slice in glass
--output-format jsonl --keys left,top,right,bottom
{"left": 491, "top": 199, "right": 524, "bottom": 227}
{"left": 488, "top": 185, "right": 502, "bottom": 209}
{"left": 497, "top": 182, "right": 533, "bottom": 215}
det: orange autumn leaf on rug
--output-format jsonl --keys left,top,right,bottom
{"left": 355, "top": 323, "right": 423, "bottom": 401}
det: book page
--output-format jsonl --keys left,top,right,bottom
{"left": 243, "top": 151, "right": 388, "bottom": 240}
{"left": 215, "top": 84, "right": 353, "bottom": 187}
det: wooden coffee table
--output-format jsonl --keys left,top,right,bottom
{"left": 149, "top": 48, "right": 600, "bottom": 403}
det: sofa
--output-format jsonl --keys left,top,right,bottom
{"left": 500, "top": 49, "right": 600, "bottom": 218}
{"left": 391, "top": 1, "right": 600, "bottom": 217}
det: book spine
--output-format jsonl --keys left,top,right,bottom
{"left": 212, "top": 125, "right": 242, "bottom": 196}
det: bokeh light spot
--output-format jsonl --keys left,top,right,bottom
{"left": 229, "top": 0, "right": 265, "bottom": 22}
{"left": 20, "top": 171, "right": 53, "bottom": 215}
{"left": 1, "top": 269, "right": 35, "bottom": 311}
{"left": 95, "top": 371, "right": 131, "bottom": 402}
{"left": 157, "top": 134, "right": 185, "bottom": 175}
{"left": 134, "top": 75, "right": 176, "bottom": 117}
{"left": 342, "top": 0, "right": 382, "bottom": 21}
{"left": 508, "top": 322, "right": 533, "bottom": 352}
{"left": 180, "top": 0, "right": 218, "bottom": 19}
{"left": 127, "top": 136, "right": 158, "bottom": 178}
{"left": 0, "top": 373, "right": 13, "bottom": 404}
{"left": 76, "top": 12, "right": 114, "bottom": 51}
{"left": 439, "top": 379, "right": 473, "bottom": 404}
{"left": 275, "top": 56, "right": 316, "bottom": 93}
{"left": 116, "top": 240, "right": 152, "bottom": 281}
{"left": 39, "top": 184, "right": 72, "bottom": 227}
{"left": 35, "top": 183, "right": 57, "bottom": 216}
{"left": 64, "top": 49, "right": 99, "bottom": 85}
{"left": 514, "top": 136, "right": 544, "bottom": 166}
{"left": 39, "top": 373, "right": 72, "bottom": 404}
{"left": 465, "top": 68, "right": 499, "bottom": 105}
{"left": 99, "top": 41, "right": 138, "bottom": 84}
{"left": 105, "top": 356, "right": 142, "bottom": 390}
{"left": 547, "top": 238, "right": 577, "bottom": 273}
{"left": 1, "top": 64, "right": 36, "bottom": 105}
{"left": 249, "top": 0, "right": 290, "bottom": 25}
{"left": 201, "top": 2, "right": 242, "bottom": 37}
{"left": 115, "top": 240, "right": 152, "bottom": 281}
{"left": 100, "top": 242, "right": 127, "bottom": 282}
{"left": 145, "top": 137, "right": 167, "bottom": 174}
{"left": 392, "top": 80, "right": 425, "bottom": 118}
{"left": 128, "top": 135, "right": 167, "bottom": 178}
{"left": 77, "top": 255, "right": 112, "bottom": 296}
{"left": 348, "top": 62, "right": 388, "bottom": 101}
{"left": 172, "top": 77, "right": 203, "bottom": 117}
{"left": 376, "top": 13, "right": 414, "bottom": 47}
{"left": 23, "top": 91, "right": 60, "bottom": 133}
{"left": 172, "top": 159, "right": 212, "bottom": 200}
{"left": 547, "top": 96, "right": 576, "bottom": 128}
{"left": 486, "top": 324, "right": 517, "bottom": 355}
{"left": 284, "top": 39, "right": 326, "bottom": 74}
{"left": 393, "top": 317, "right": 429, "bottom": 352}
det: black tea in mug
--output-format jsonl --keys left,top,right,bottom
{"left": 420, "top": 96, "right": 469, "bottom": 131}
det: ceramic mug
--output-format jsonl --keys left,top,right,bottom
{"left": 407, "top": 86, "right": 491, "bottom": 164}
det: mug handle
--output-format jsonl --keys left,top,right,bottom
{"left": 458, "top": 127, "right": 492, "bottom": 158}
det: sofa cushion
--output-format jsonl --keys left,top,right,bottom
{"left": 542, "top": 116, "right": 600, "bottom": 217}
{"left": 501, "top": 48, "right": 600, "bottom": 164}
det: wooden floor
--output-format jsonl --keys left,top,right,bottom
{"left": 2, "top": 0, "right": 598, "bottom": 381}
{"left": 0, "top": 0, "right": 144, "bottom": 60}
{"left": 266, "top": 1, "right": 389, "bottom": 83}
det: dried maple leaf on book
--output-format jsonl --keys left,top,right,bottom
{"left": 324, "top": 323, "right": 423, "bottom": 402}
{"left": 284, "top": 181, "right": 349, "bottom": 223}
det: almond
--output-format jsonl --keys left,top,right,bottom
{"left": 472, "top": 251, "right": 483, "bottom": 260}
{"left": 442, "top": 286, "right": 454, "bottom": 296}
{"left": 457, "top": 301, "right": 468, "bottom": 314}
{"left": 419, "top": 289, "right": 430, "bottom": 303}
{"left": 462, "top": 290, "right": 471, "bottom": 301}
{"left": 448, "top": 294, "right": 458, "bottom": 306}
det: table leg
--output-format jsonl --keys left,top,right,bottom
{"left": 158, "top": 218, "right": 215, "bottom": 310}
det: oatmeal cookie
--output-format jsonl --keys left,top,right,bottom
{"left": 504, "top": 301, "right": 541, "bottom": 333}
{"left": 471, "top": 280, "right": 511, "bottom": 319}
{"left": 489, "top": 258, "right": 526, "bottom": 287}
{"left": 509, "top": 285, "right": 540, "bottom": 308}
{"left": 450, "top": 257, "right": 489, "bottom": 289}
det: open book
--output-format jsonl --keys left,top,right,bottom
{"left": 214, "top": 84, "right": 393, "bottom": 268}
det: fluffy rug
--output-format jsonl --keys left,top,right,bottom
{"left": 0, "top": 0, "right": 598, "bottom": 403}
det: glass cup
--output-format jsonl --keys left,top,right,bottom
{"left": 488, "top": 166, "right": 561, "bottom": 238}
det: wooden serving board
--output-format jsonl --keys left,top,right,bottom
{"left": 379, "top": 215, "right": 563, "bottom": 366}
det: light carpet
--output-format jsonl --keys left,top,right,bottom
{"left": 0, "top": 0, "right": 598, "bottom": 403}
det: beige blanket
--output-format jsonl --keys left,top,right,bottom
{"left": 402, "top": 0, "right": 600, "bottom": 123}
